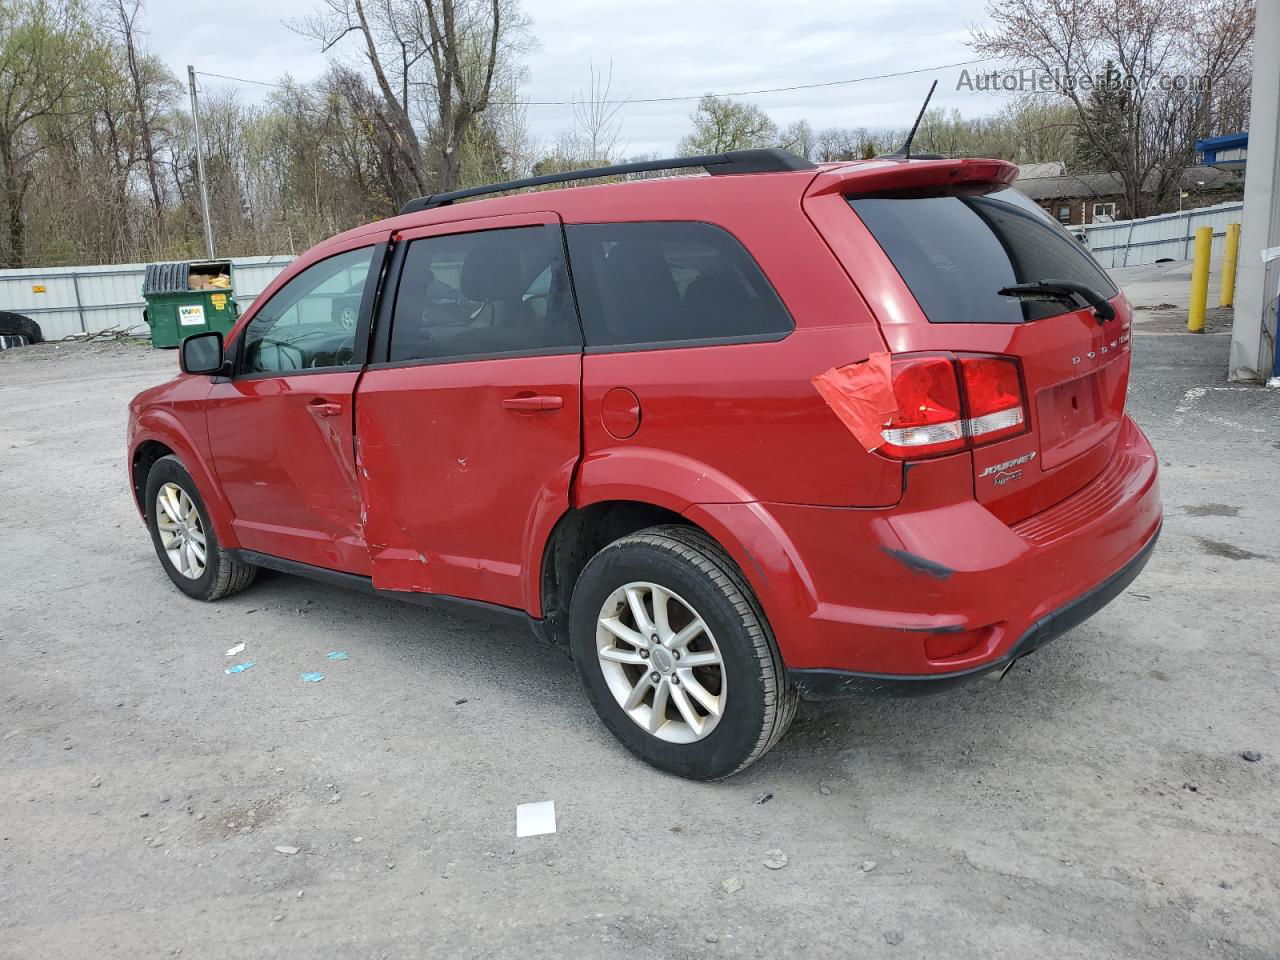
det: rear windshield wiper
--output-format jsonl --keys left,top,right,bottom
{"left": 998, "top": 279, "right": 1115, "bottom": 323}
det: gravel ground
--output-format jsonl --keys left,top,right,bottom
{"left": 2, "top": 329, "right": 1277, "bottom": 959}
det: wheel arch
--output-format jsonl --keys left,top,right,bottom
{"left": 544, "top": 455, "right": 818, "bottom": 662}
{"left": 533, "top": 492, "right": 816, "bottom": 664}
{"left": 537, "top": 500, "right": 698, "bottom": 647}
{"left": 130, "top": 412, "right": 239, "bottom": 547}
{"left": 130, "top": 439, "right": 173, "bottom": 514}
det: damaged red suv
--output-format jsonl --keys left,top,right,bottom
{"left": 127, "top": 149, "right": 1161, "bottom": 779}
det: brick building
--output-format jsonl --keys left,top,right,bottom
{"left": 1015, "top": 166, "right": 1243, "bottom": 226}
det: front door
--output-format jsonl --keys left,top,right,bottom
{"left": 355, "top": 212, "right": 582, "bottom": 611}
{"left": 205, "top": 240, "right": 385, "bottom": 572}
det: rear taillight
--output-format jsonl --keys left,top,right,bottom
{"left": 958, "top": 355, "right": 1025, "bottom": 443}
{"left": 879, "top": 353, "right": 1028, "bottom": 459}
{"left": 880, "top": 356, "right": 966, "bottom": 457}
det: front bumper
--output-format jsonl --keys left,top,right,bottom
{"left": 788, "top": 520, "right": 1160, "bottom": 698}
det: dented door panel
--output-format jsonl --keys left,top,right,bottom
{"left": 355, "top": 354, "right": 582, "bottom": 606}
{"left": 203, "top": 234, "right": 387, "bottom": 572}
{"left": 354, "top": 211, "right": 582, "bottom": 610}
{"left": 206, "top": 371, "right": 370, "bottom": 573}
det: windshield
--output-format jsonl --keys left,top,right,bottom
{"left": 849, "top": 187, "right": 1117, "bottom": 324}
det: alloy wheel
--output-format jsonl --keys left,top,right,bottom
{"left": 595, "top": 581, "right": 727, "bottom": 743}
{"left": 155, "top": 482, "right": 207, "bottom": 580}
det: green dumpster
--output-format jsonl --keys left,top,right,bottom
{"left": 141, "top": 260, "right": 238, "bottom": 348}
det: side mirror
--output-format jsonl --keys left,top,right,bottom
{"left": 180, "top": 331, "right": 225, "bottom": 375}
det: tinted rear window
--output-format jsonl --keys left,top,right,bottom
{"left": 565, "top": 221, "right": 792, "bottom": 348}
{"left": 849, "top": 188, "right": 1117, "bottom": 324}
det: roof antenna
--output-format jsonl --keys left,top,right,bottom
{"left": 885, "top": 80, "right": 938, "bottom": 159}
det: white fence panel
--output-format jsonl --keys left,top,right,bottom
{"left": 0, "top": 256, "right": 295, "bottom": 340}
{"left": 224, "top": 256, "right": 296, "bottom": 304}
{"left": 1079, "top": 202, "right": 1244, "bottom": 268}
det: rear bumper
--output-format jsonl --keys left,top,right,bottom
{"left": 788, "top": 520, "right": 1160, "bottom": 698}
{"left": 691, "top": 414, "right": 1161, "bottom": 688}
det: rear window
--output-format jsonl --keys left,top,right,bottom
{"left": 565, "top": 221, "right": 792, "bottom": 348}
{"left": 849, "top": 188, "right": 1117, "bottom": 324}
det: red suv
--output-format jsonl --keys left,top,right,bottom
{"left": 127, "top": 149, "right": 1161, "bottom": 779}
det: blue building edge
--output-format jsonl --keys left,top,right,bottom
{"left": 1196, "top": 132, "right": 1248, "bottom": 168}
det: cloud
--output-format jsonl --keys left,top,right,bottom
{"left": 151, "top": 0, "right": 1004, "bottom": 157}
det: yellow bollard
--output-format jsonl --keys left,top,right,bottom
{"left": 1219, "top": 222, "right": 1240, "bottom": 307}
{"left": 1188, "top": 225, "right": 1212, "bottom": 333}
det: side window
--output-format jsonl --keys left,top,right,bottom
{"left": 565, "top": 221, "right": 793, "bottom": 349}
{"left": 241, "top": 247, "right": 375, "bottom": 374}
{"left": 388, "top": 225, "right": 581, "bottom": 363}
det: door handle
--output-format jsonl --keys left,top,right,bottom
{"left": 502, "top": 394, "right": 564, "bottom": 412}
{"left": 308, "top": 399, "right": 343, "bottom": 417}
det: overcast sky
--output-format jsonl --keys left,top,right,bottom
{"left": 148, "top": 0, "right": 1011, "bottom": 156}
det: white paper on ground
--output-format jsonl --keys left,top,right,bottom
{"left": 225, "top": 642, "right": 245, "bottom": 657}
{"left": 515, "top": 800, "right": 556, "bottom": 837}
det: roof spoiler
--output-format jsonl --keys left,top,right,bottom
{"left": 398, "top": 148, "right": 816, "bottom": 215}
{"left": 808, "top": 157, "right": 1019, "bottom": 199}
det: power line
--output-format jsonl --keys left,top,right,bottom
{"left": 197, "top": 70, "right": 288, "bottom": 89}
{"left": 197, "top": 57, "right": 995, "bottom": 107}
{"left": 497, "top": 59, "right": 994, "bottom": 105}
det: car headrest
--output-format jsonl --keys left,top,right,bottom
{"left": 460, "top": 232, "right": 528, "bottom": 301}
{"left": 599, "top": 242, "right": 684, "bottom": 339}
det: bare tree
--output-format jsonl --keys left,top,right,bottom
{"left": 813, "top": 126, "right": 877, "bottom": 161}
{"left": 107, "top": 0, "right": 173, "bottom": 234}
{"left": 778, "top": 118, "right": 815, "bottom": 159}
{"left": 570, "top": 61, "right": 625, "bottom": 166}
{"left": 293, "top": 0, "right": 527, "bottom": 197}
{"left": 403, "top": 0, "right": 526, "bottom": 192}
{"left": 970, "top": 0, "right": 1254, "bottom": 217}
{"left": 290, "top": 0, "right": 431, "bottom": 197}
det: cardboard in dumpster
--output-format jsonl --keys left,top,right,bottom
{"left": 811, "top": 351, "right": 899, "bottom": 452}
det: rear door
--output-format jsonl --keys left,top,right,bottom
{"left": 832, "top": 186, "right": 1130, "bottom": 523}
{"left": 354, "top": 212, "right": 582, "bottom": 611}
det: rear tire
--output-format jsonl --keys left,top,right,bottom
{"left": 144, "top": 455, "right": 256, "bottom": 601}
{"left": 569, "top": 524, "right": 797, "bottom": 779}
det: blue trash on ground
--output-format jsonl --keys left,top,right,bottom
{"left": 326, "top": 652, "right": 349, "bottom": 661}
{"left": 225, "top": 662, "right": 254, "bottom": 675}
{"left": 300, "top": 672, "right": 324, "bottom": 683}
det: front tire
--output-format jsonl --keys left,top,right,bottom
{"left": 569, "top": 525, "right": 797, "bottom": 780}
{"left": 144, "top": 455, "right": 256, "bottom": 601}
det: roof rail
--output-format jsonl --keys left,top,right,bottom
{"left": 397, "top": 148, "right": 816, "bottom": 215}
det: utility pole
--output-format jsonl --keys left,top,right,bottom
{"left": 187, "top": 65, "right": 216, "bottom": 261}
{"left": 1230, "top": 0, "right": 1280, "bottom": 381}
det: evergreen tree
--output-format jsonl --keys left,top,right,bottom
{"left": 1072, "top": 62, "right": 1132, "bottom": 172}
